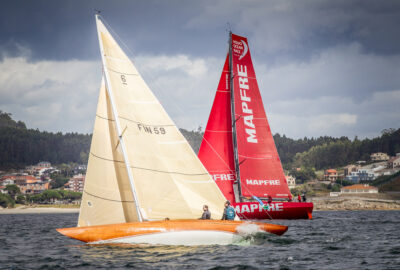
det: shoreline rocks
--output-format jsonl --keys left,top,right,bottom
{"left": 311, "top": 197, "right": 400, "bottom": 211}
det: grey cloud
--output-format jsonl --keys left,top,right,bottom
{"left": 1, "top": 0, "right": 399, "bottom": 139}
{"left": 186, "top": 0, "right": 400, "bottom": 60}
{"left": 0, "top": 56, "right": 100, "bottom": 133}
{"left": 256, "top": 43, "right": 400, "bottom": 102}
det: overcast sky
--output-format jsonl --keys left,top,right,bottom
{"left": 1, "top": 0, "right": 399, "bottom": 139}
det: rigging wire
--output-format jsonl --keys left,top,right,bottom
{"left": 98, "top": 15, "right": 277, "bottom": 222}
{"left": 99, "top": 15, "right": 197, "bottom": 129}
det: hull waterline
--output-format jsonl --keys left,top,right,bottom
{"left": 233, "top": 202, "right": 313, "bottom": 220}
{"left": 57, "top": 219, "right": 288, "bottom": 245}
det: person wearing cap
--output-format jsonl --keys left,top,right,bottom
{"left": 221, "top": 201, "right": 236, "bottom": 220}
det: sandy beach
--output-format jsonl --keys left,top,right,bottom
{"left": 0, "top": 206, "right": 79, "bottom": 214}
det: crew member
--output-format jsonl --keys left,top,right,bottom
{"left": 298, "top": 194, "right": 302, "bottom": 202}
{"left": 302, "top": 193, "right": 307, "bottom": 202}
{"left": 200, "top": 205, "right": 211, "bottom": 220}
{"left": 267, "top": 195, "right": 273, "bottom": 204}
{"left": 221, "top": 201, "right": 236, "bottom": 220}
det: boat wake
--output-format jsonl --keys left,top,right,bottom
{"left": 236, "top": 223, "right": 263, "bottom": 236}
{"left": 233, "top": 223, "right": 273, "bottom": 246}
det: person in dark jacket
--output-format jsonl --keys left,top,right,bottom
{"left": 200, "top": 205, "right": 211, "bottom": 220}
{"left": 221, "top": 201, "right": 235, "bottom": 220}
{"left": 302, "top": 193, "right": 307, "bottom": 202}
{"left": 267, "top": 195, "right": 273, "bottom": 204}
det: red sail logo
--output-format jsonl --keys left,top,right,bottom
{"left": 239, "top": 40, "right": 248, "bottom": 60}
{"left": 232, "top": 39, "right": 248, "bottom": 60}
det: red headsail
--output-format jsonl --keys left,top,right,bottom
{"left": 198, "top": 55, "right": 236, "bottom": 202}
{"left": 230, "top": 33, "right": 291, "bottom": 199}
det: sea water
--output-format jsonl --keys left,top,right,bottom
{"left": 0, "top": 211, "right": 399, "bottom": 269}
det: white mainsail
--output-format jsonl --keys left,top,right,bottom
{"left": 78, "top": 16, "right": 226, "bottom": 226}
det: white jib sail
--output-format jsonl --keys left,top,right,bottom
{"left": 78, "top": 16, "right": 227, "bottom": 226}
{"left": 78, "top": 78, "right": 140, "bottom": 226}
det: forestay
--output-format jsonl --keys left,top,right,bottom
{"left": 198, "top": 55, "right": 236, "bottom": 202}
{"left": 79, "top": 17, "right": 226, "bottom": 227}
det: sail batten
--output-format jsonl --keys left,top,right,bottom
{"left": 90, "top": 152, "right": 210, "bottom": 176}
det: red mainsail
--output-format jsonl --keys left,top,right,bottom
{"left": 230, "top": 33, "right": 291, "bottom": 199}
{"left": 198, "top": 55, "right": 236, "bottom": 202}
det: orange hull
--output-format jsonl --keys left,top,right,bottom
{"left": 57, "top": 219, "right": 288, "bottom": 243}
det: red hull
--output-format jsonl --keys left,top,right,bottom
{"left": 233, "top": 202, "right": 313, "bottom": 220}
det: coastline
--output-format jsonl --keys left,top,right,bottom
{"left": 0, "top": 206, "right": 79, "bottom": 214}
{"left": 311, "top": 196, "right": 400, "bottom": 211}
{"left": 2, "top": 196, "right": 400, "bottom": 214}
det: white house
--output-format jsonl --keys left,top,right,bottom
{"left": 341, "top": 184, "right": 378, "bottom": 194}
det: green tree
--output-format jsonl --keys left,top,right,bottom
{"left": 58, "top": 190, "right": 82, "bottom": 201}
{"left": 16, "top": 194, "right": 26, "bottom": 204}
{"left": 289, "top": 167, "right": 316, "bottom": 183}
{"left": 4, "top": 184, "right": 21, "bottom": 199}
{"left": 331, "top": 184, "right": 341, "bottom": 192}
{"left": 79, "top": 151, "right": 89, "bottom": 164}
{"left": 41, "top": 190, "right": 62, "bottom": 203}
{"left": 0, "top": 193, "right": 15, "bottom": 208}
{"left": 50, "top": 174, "right": 69, "bottom": 189}
{"left": 28, "top": 194, "right": 43, "bottom": 203}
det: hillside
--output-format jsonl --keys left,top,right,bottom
{"left": 292, "top": 128, "right": 400, "bottom": 170}
{"left": 378, "top": 172, "right": 400, "bottom": 192}
{"left": 0, "top": 111, "right": 203, "bottom": 169}
{"left": 0, "top": 110, "right": 399, "bottom": 171}
{"left": 0, "top": 111, "right": 91, "bottom": 169}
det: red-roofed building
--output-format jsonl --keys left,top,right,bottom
{"left": 0, "top": 174, "right": 18, "bottom": 183}
{"left": 19, "top": 181, "right": 50, "bottom": 194}
{"left": 341, "top": 184, "right": 378, "bottom": 194}
{"left": 14, "top": 175, "right": 39, "bottom": 185}
{"left": 7, "top": 175, "right": 51, "bottom": 194}
{"left": 65, "top": 174, "right": 85, "bottom": 193}
{"left": 324, "top": 169, "right": 338, "bottom": 182}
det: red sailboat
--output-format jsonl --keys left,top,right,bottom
{"left": 198, "top": 33, "right": 313, "bottom": 220}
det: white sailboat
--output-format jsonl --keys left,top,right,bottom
{"left": 57, "top": 15, "right": 288, "bottom": 245}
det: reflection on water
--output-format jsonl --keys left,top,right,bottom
{"left": 0, "top": 211, "right": 400, "bottom": 269}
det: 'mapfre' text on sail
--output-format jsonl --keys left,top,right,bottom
{"left": 237, "top": 64, "right": 257, "bottom": 143}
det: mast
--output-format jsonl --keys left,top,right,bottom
{"left": 95, "top": 14, "right": 143, "bottom": 222}
{"left": 229, "top": 31, "right": 243, "bottom": 202}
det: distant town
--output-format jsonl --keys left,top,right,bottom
{"left": 1, "top": 111, "right": 399, "bottom": 209}
{"left": 1, "top": 151, "right": 399, "bottom": 209}
{"left": 287, "top": 152, "right": 400, "bottom": 197}
{"left": 0, "top": 161, "right": 86, "bottom": 207}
